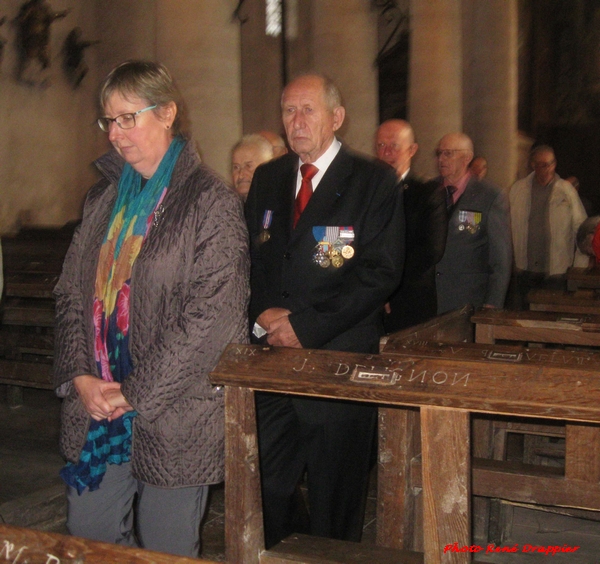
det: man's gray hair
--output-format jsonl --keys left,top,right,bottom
{"left": 232, "top": 134, "right": 273, "bottom": 161}
{"left": 530, "top": 144, "right": 555, "bottom": 161}
{"left": 282, "top": 73, "right": 343, "bottom": 112}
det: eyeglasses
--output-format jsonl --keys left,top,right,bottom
{"left": 435, "top": 149, "right": 467, "bottom": 158}
{"left": 97, "top": 105, "right": 157, "bottom": 132}
{"left": 376, "top": 142, "right": 402, "bottom": 152}
{"left": 532, "top": 160, "right": 555, "bottom": 170}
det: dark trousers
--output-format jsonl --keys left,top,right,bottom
{"left": 255, "top": 392, "right": 376, "bottom": 549}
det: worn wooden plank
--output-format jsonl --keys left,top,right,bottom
{"left": 210, "top": 344, "right": 600, "bottom": 423}
{"left": 565, "top": 424, "right": 600, "bottom": 482}
{"left": 376, "top": 407, "right": 420, "bottom": 550}
{"left": 567, "top": 266, "right": 600, "bottom": 291}
{"left": 261, "top": 534, "right": 423, "bottom": 564}
{"left": 224, "top": 386, "right": 264, "bottom": 564}
{"left": 0, "top": 524, "right": 215, "bottom": 563}
{"left": 528, "top": 289, "right": 600, "bottom": 315}
{"left": 471, "top": 309, "right": 600, "bottom": 347}
{"left": 4, "top": 273, "right": 60, "bottom": 298}
{"left": 0, "top": 359, "right": 53, "bottom": 388}
{"left": 410, "top": 457, "right": 600, "bottom": 511}
{"left": 421, "top": 406, "right": 470, "bottom": 564}
{"left": 1, "top": 298, "right": 55, "bottom": 327}
{"left": 473, "top": 458, "right": 600, "bottom": 510}
{"left": 0, "top": 327, "right": 54, "bottom": 357}
{"left": 381, "top": 306, "right": 473, "bottom": 353}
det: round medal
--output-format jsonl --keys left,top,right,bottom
{"left": 320, "top": 257, "right": 331, "bottom": 268}
{"left": 341, "top": 245, "right": 354, "bottom": 259}
{"left": 331, "top": 255, "right": 344, "bottom": 268}
{"left": 258, "top": 230, "right": 271, "bottom": 244}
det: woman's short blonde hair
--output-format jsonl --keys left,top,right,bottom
{"left": 99, "top": 60, "right": 191, "bottom": 138}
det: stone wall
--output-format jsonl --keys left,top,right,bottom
{"left": 0, "top": 0, "right": 242, "bottom": 234}
{"left": 0, "top": 0, "right": 100, "bottom": 233}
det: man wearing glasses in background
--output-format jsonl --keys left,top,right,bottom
{"left": 508, "top": 145, "right": 587, "bottom": 309}
{"left": 434, "top": 132, "right": 512, "bottom": 314}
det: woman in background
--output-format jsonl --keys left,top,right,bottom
{"left": 53, "top": 60, "right": 249, "bottom": 557}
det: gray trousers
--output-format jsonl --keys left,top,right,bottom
{"left": 66, "top": 462, "right": 209, "bottom": 558}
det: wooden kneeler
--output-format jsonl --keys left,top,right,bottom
{"left": 223, "top": 384, "right": 425, "bottom": 564}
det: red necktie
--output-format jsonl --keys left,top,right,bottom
{"left": 294, "top": 163, "right": 318, "bottom": 228}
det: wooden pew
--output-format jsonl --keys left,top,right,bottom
{"left": 0, "top": 224, "right": 76, "bottom": 405}
{"left": 0, "top": 524, "right": 217, "bottom": 563}
{"left": 210, "top": 330, "right": 600, "bottom": 564}
{"left": 528, "top": 288, "right": 600, "bottom": 315}
{"left": 471, "top": 308, "right": 600, "bottom": 347}
{"left": 567, "top": 265, "right": 600, "bottom": 292}
{"left": 471, "top": 308, "right": 600, "bottom": 541}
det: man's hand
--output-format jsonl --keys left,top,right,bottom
{"left": 73, "top": 375, "right": 122, "bottom": 421}
{"left": 256, "top": 308, "right": 292, "bottom": 333}
{"left": 267, "top": 314, "right": 302, "bottom": 348}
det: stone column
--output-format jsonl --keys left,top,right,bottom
{"left": 311, "top": 0, "right": 379, "bottom": 155}
{"left": 409, "top": 0, "right": 463, "bottom": 179}
{"left": 463, "top": 0, "right": 519, "bottom": 188}
{"left": 156, "top": 0, "right": 242, "bottom": 177}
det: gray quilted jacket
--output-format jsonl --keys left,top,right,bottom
{"left": 53, "top": 141, "right": 250, "bottom": 487}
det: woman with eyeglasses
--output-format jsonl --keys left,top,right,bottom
{"left": 53, "top": 60, "right": 249, "bottom": 557}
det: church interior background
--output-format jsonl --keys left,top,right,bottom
{"left": 0, "top": 0, "right": 599, "bottom": 233}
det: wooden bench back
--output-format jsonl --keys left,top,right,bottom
{"left": 0, "top": 524, "right": 217, "bottom": 564}
{"left": 211, "top": 341, "right": 600, "bottom": 423}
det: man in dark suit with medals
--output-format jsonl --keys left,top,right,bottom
{"left": 434, "top": 132, "right": 512, "bottom": 313}
{"left": 245, "top": 74, "right": 404, "bottom": 548}
{"left": 376, "top": 119, "right": 448, "bottom": 333}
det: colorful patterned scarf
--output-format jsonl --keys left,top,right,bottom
{"left": 61, "top": 137, "right": 185, "bottom": 493}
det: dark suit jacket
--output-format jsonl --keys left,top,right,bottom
{"left": 436, "top": 176, "right": 512, "bottom": 314}
{"left": 384, "top": 175, "right": 447, "bottom": 333}
{"left": 246, "top": 145, "right": 404, "bottom": 353}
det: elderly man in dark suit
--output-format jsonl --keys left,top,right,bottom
{"left": 434, "top": 132, "right": 512, "bottom": 313}
{"left": 245, "top": 74, "right": 404, "bottom": 548}
{"left": 375, "top": 119, "right": 447, "bottom": 332}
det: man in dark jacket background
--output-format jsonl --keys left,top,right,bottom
{"left": 375, "top": 119, "right": 447, "bottom": 332}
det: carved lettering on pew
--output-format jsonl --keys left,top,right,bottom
{"left": 1, "top": 539, "right": 60, "bottom": 563}
{"left": 350, "top": 364, "right": 470, "bottom": 387}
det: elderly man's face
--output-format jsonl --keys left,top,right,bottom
{"left": 436, "top": 134, "right": 473, "bottom": 185}
{"left": 231, "top": 145, "right": 269, "bottom": 200}
{"left": 375, "top": 122, "right": 417, "bottom": 178}
{"left": 531, "top": 150, "right": 556, "bottom": 186}
{"left": 281, "top": 76, "right": 344, "bottom": 164}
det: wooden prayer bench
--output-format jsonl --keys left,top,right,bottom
{"left": 528, "top": 288, "right": 600, "bottom": 315}
{"left": 0, "top": 524, "right": 217, "bottom": 563}
{"left": 0, "top": 224, "right": 75, "bottom": 406}
{"left": 567, "top": 265, "right": 600, "bottom": 292}
{"left": 210, "top": 306, "right": 600, "bottom": 564}
{"left": 471, "top": 308, "right": 600, "bottom": 347}
{"left": 471, "top": 308, "right": 600, "bottom": 541}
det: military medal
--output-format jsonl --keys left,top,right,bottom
{"left": 258, "top": 210, "right": 273, "bottom": 244}
{"left": 312, "top": 226, "right": 355, "bottom": 268}
{"left": 331, "top": 255, "right": 344, "bottom": 268}
{"left": 458, "top": 210, "right": 481, "bottom": 234}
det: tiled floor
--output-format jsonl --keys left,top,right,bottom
{"left": 1, "top": 386, "right": 599, "bottom": 563}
